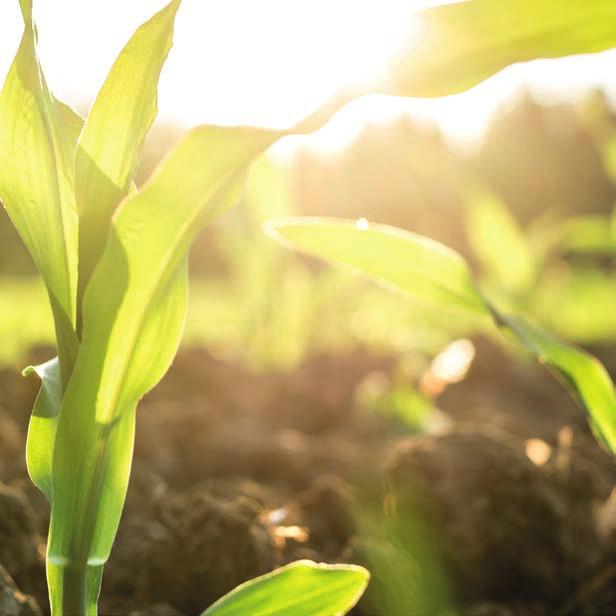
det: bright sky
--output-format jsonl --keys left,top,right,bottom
{"left": 1, "top": 1, "right": 616, "bottom": 153}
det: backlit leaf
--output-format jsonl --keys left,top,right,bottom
{"left": 202, "top": 561, "right": 369, "bottom": 616}
{"left": 386, "top": 0, "right": 616, "bottom": 98}
{"left": 0, "top": 0, "right": 80, "bottom": 384}
{"left": 268, "top": 217, "right": 487, "bottom": 315}
{"left": 75, "top": 0, "right": 180, "bottom": 314}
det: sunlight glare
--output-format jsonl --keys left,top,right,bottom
{"left": 163, "top": 0, "right": 420, "bottom": 130}
{"left": 1, "top": 1, "right": 616, "bottom": 154}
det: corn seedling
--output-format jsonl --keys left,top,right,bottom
{"left": 0, "top": 1, "right": 370, "bottom": 613}
{"left": 268, "top": 218, "right": 616, "bottom": 454}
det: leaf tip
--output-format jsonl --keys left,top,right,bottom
{"left": 294, "top": 559, "right": 371, "bottom": 589}
{"left": 19, "top": 0, "right": 33, "bottom": 24}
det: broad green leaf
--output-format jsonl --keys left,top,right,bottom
{"left": 202, "top": 560, "right": 369, "bottom": 616}
{"left": 269, "top": 218, "right": 616, "bottom": 454}
{"left": 386, "top": 0, "right": 616, "bottom": 98}
{"left": 76, "top": 0, "right": 181, "bottom": 310}
{"left": 268, "top": 217, "right": 487, "bottom": 315}
{"left": 23, "top": 358, "right": 62, "bottom": 501}
{"left": 0, "top": 0, "right": 80, "bottom": 384}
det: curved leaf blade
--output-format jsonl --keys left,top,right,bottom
{"left": 387, "top": 0, "right": 616, "bottom": 98}
{"left": 76, "top": 0, "right": 181, "bottom": 310}
{"left": 0, "top": 1, "right": 80, "bottom": 383}
{"left": 495, "top": 313, "right": 616, "bottom": 452}
{"left": 202, "top": 560, "right": 369, "bottom": 616}
{"left": 267, "top": 217, "right": 487, "bottom": 315}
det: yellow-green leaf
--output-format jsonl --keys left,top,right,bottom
{"left": 0, "top": 1, "right": 80, "bottom": 384}
{"left": 202, "top": 561, "right": 369, "bottom": 616}
{"left": 75, "top": 0, "right": 181, "bottom": 313}
{"left": 268, "top": 217, "right": 487, "bottom": 315}
{"left": 386, "top": 0, "right": 616, "bottom": 98}
{"left": 496, "top": 313, "right": 616, "bottom": 452}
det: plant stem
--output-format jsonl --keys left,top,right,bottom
{"left": 62, "top": 562, "right": 87, "bottom": 616}
{"left": 48, "top": 559, "right": 103, "bottom": 616}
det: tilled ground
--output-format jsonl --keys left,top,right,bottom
{"left": 0, "top": 339, "right": 614, "bottom": 615}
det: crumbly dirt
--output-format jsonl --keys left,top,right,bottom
{"left": 0, "top": 564, "right": 40, "bottom": 616}
{"left": 0, "top": 339, "right": 614, "bottom": 615}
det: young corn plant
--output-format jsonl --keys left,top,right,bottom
{"left": 267, "top": 218, "right": 616, "bottom": 454}
{"left": 0, "top": 1, "right": 368, "bottom": 614}
{"left": 269, "top": 0, "right": 616, "bottom": 457}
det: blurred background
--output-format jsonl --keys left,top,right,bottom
{"left": 1, "top": 2, "right": 616, "bottom": 615}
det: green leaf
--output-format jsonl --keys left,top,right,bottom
{"left": 23, "top": 358, "right": 62, "bottom": 501}
{"left": 267, "top": 217, "right": 487, "bottom": 316}
{"left": 494, "top": 312, "right": 616, "bottom": 453}
{"left": 2, "top": 0, "right": 85, "bottom": 556}
{"left": 0, "top": 0, "right": 80, "bottom": 384}
{"left": 202, "top": 561, "right": 369, "bottom": 616}
{"left": 386, "top": 0, "right": 616, "bottom": 98}
{"left": 75, "top": 0, "right": 181, "bottom": 315}
{"left": 269, "top": 217, "right": 616, "bottom": 454}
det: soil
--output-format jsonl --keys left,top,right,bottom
{"left": 0, "top": 338, "right": 614, "bottom": 615}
